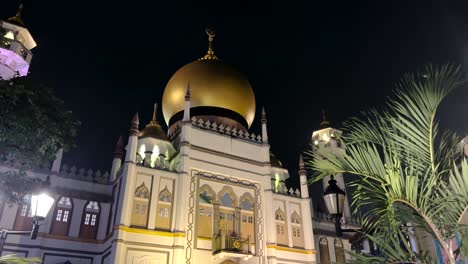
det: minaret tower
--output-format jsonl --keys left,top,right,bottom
{"left": 0, "top": 4, "right": 36, "bottom": 80}
{"left": 311, "top": 110, "right": 352, "bottom": 221}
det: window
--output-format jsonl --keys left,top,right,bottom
{"left": 197, "top": 185, "right": 215, "bottom": 238}
{"left": 219, "top": 212, "right": 225, "bottom": 220}
{"left": 51, "top": 197, "right": 73, "bottom": 236}
{"left": 80, "top": 201, "right": 100, "bottom": 239}
{"left": 132, "top": 183, "right": 150, "bottom": 227}
{"left": 63, "top": 210, "right": 69, "bottom": 222}
{"left": 319, "top": 237, "right": 330, "bottom": 264}
{"left": 242, "top": 215, "right": 247, "bottom": 223}
{"left": 275, "top": 208, "right": 288, "bottom": 245}
{"left": 248, "top": 216, "right": 253, "bottom": 223}
{"left": 241, "top": 199, "right": 253, "bottom": 210}
{"left": 335, "top": 239, "right": 345, "bottom": 263}
{"left": 200, "top": 208, "right": 204, "bottom": 216}
{"left": 291, "top": 212, "right": 301, "bottom": 224}
{"left": 159, "top": 188, "right": 171, "bottom": 202}
{"left": 91, "top": 214, "right": 97, "bottom": 226}
{"left": 221, "top": 193, "right": 234, "bottom": 207}
{"left": 20, "top": 204, "right": 28, "bottom": 216}
{"left": 56, "top": 209, "right": 63, "bottom": 221}
{"left": 84, "top": 213, "right": 90, "bottom": 225}
{"left": 275, "top": 209, "right": 285, "bottom": 221}
{"left": 14, "top": 195, "right": 33, "bottom": 231}
{"left": 156, "top": 187, "right": 172, "bottom": 230}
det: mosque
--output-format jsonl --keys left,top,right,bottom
{"left": 0, "top": 6, "right": 360, "bottom": 264}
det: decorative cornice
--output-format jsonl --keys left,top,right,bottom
{"left": 115, "top": 225, "right": 185, "bottom": 237}
{"left": 266, "top": 244, "right": 316, "bottom": 254}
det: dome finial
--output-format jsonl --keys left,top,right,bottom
{"left": 201, "top": 27, "right": 219, "bottom": 60}
{"left": 320, "top": 108, "right": 331, "bottom": 129}
{"left": 147, "top": 102, "right": 161, "bottom": 128}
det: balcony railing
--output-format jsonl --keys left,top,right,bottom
{"left": 212, "top": 235, "right": 250, "bottom": 255}
{"left": 0, "top": 36, "right": 32, "bottom": 62}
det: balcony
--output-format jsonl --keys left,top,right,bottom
{"left": 212, "top": 235, "right": 253, "bottom": 261}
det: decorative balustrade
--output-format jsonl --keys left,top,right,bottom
{"left": 313, "top": 211, "right": 362, "bottom": 226}
{"left": 59, "top": 164, "right": 109, "bottom": 184}
{"left": 168, "top": 117, "right": 263, "bottom": 144}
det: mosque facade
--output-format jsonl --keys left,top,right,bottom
{"left": 0, "top": 8, "right": 360, "bottom": 264}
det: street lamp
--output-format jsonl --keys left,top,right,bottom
{"left": 0, "top": 192, "right": 55, "bottom": 255}
{"left": 323, "top": 175, "right": 346, "bottom": 237}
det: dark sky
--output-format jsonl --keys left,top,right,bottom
{"left": 2, "top": 0, "right": 468, "bottom": 189}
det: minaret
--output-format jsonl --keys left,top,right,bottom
{"left": 110, "top": 136, "right": 124, "bottom": 181}
{"left": 311, "top": 110, "right": 352, "bottom": 221}
{"left": 0, "top": 4, "right": 36, "bottom": 79}
{"left": 261, "top": 107, "right": 268, "bottom": 144}
{"left": 183, "top": 84, "right": 191, "bottom": 122}
{"left": 298, "top": 154, "right": 309, "bottom": 198}
{"left": 116, "top": 114, "right": 140, "bottom": 226}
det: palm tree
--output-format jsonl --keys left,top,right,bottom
{"left": 0, "top": 254, "right": 40, "bottom": 263}
{"left": 309, "top": 64, "right": 468, "bottom": 263}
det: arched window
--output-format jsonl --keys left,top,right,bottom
{"left": 14, "top": 195, "right": 32, "bottom": 231}
{"left": 132, "top": 183, "right": 150, "bottom": 227}
{"left": 291, "top": 212, "right": 304, "bottom": 248}
{"left": 155, "top": 187, "right": 172, "bottom": 230}
{"left": 197, "top": 185, "right": 215, "bottom": 238}
{"left": 239, "top": 193, "right": 254, "bottom": 241}
{"left": 334, "top": 239, "right": 345, "bottom": 263}
{"left": 218, "top": 187, "right": 237, "bottom": 237}
{"left": 79, "top": 201, "right": 100, "bottom": 239}
{"left": 319, "top": 237, "right": 330, "bottom": 264}
{"left": 275, "top": 208, "right": 288, "bottom": 245}
{"left": 50, "top": 197, "right": 73, "bottom": 236}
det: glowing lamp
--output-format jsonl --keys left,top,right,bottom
{"left": 321, "top": 133, "right": 330, "bottom": 142}
{"left": 323, "top": 176, "right": 345, "bottom": 216}
{"left": 30, "top": 193, "right": 55, "bottom": 219}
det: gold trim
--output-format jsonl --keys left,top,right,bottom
{"left": 116, "top": 225, "right": 185, "bottom": 237}
{"left": 266, "top": 244, "right": 316, "bottom": 254}
{"left": 197, "top": 236, "right": 212, "bottom": 241}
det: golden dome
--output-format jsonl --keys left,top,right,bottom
{"left": 162, "top": 29, "right": 256, "bottom": 128}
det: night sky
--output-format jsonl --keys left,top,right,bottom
{"left": 2, "top": 1, "right": 468, "bottom": 190}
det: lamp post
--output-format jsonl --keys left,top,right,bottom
{"left": 0, "top": 192, "right": 54, "bottom": 255}
{"left": 323, "top": 175, "right": 346, "bottom": 237}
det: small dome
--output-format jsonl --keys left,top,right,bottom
{"left": 162, "top": 29, "right": 256, "bottom": 131}
{"left": 139, "top": 103, "right": 169, "bottom": 141}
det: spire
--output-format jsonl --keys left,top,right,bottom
{"left": 183, "top": 83, "right": 191, "bottom": 122}
{"left": 146, "top": 102, "right": 161, "bottom": 128}
{"left": 130, "top": 113, "right": 139, "bottom": 135}
{"left": 185, "top": 83, "right": 191, "bottom": 101}
{"left": 298, "top": 154, "right": 309, "bottom": 198}
{"left": 299, "top": 154, "right": 306, "bottom": 174}
{"left": 261, "top": 106, "right": 268, "bottom": 144}
{"left": 319, "top": 109, "right": 331, "bottom": 129}
{"left": 7, "top": 4, "right": 25, "bottom": 26}
{"left": 200, "top": 27, "right": 219, "bottom": 60}
{"left": 261, "top": 106, "right": 267, "bottom": 123}
{"left": 114, "top": 135, "right": 124, "bottom": 158}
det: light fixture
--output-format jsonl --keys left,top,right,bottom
{"left": 323, "top": 175, "right": 346, "bottom": 236}
{"left": 30, "top": 193, "right": 55, "bottom": 219}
